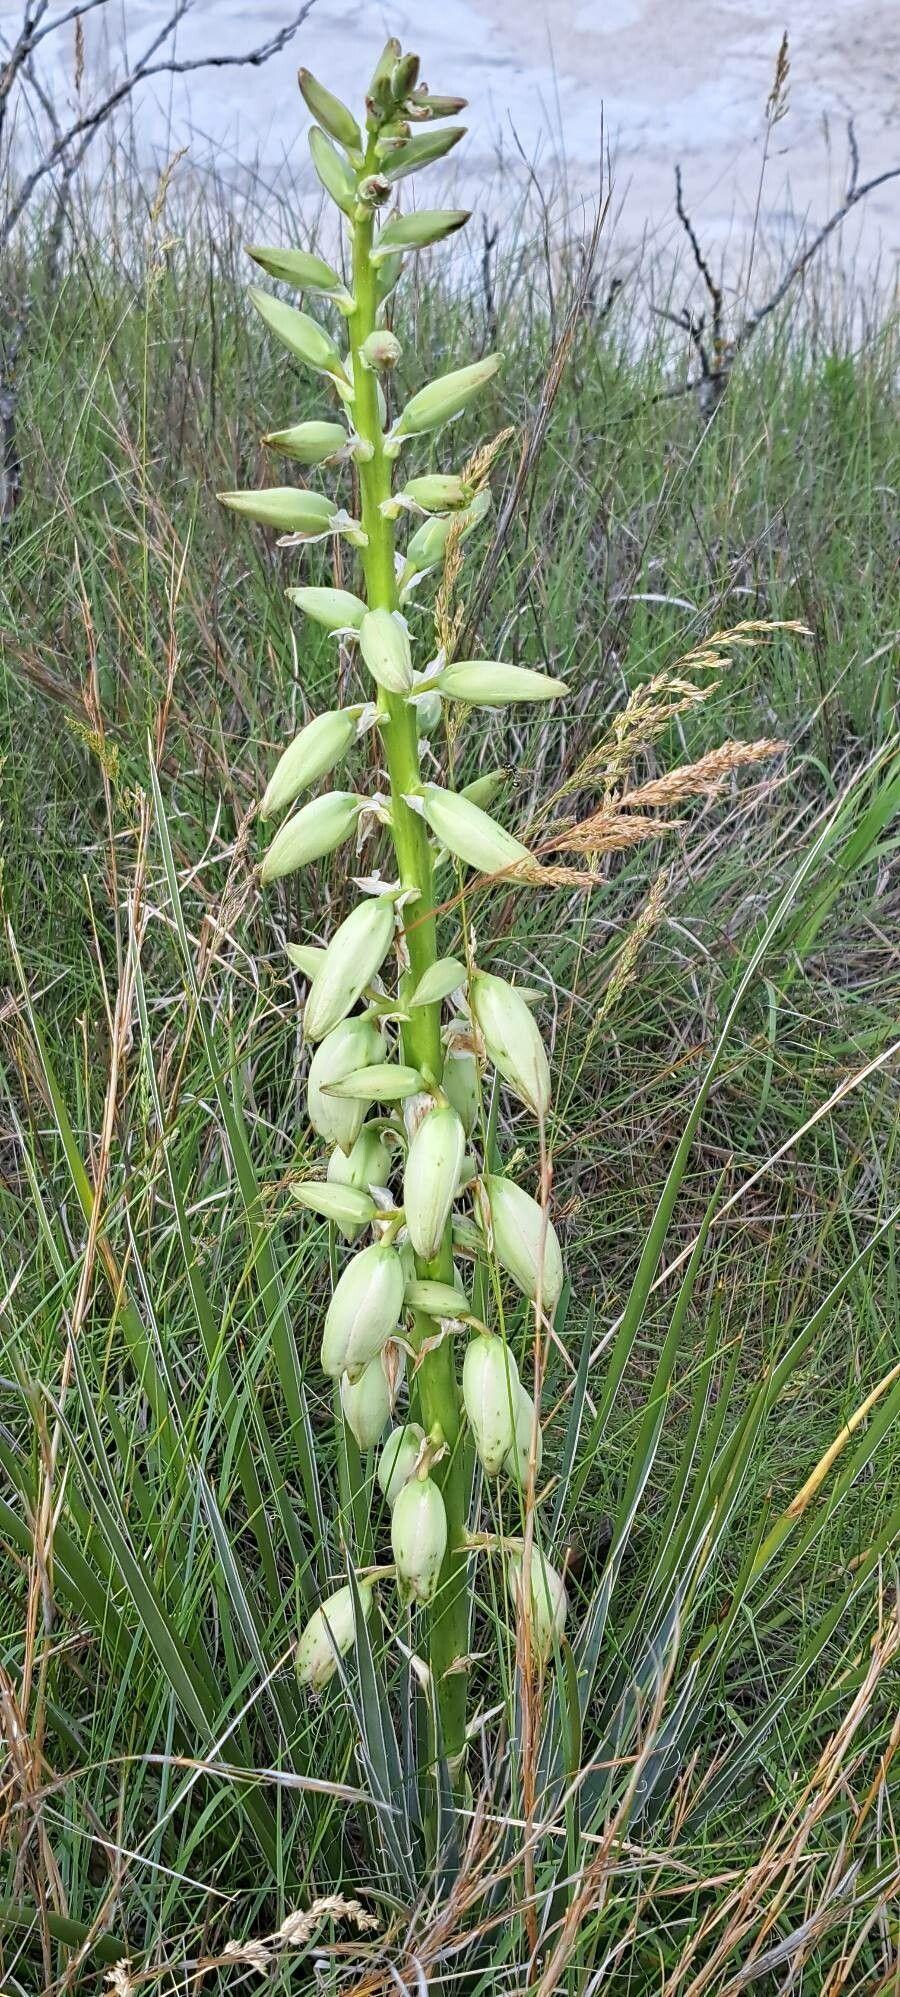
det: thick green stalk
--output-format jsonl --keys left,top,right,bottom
{"left": 349, "top": 174, "right": 470, "bottom": 1774}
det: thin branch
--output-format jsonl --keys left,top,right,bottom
{"left": 733, "top": 154, "right": 900, "bottom": 353}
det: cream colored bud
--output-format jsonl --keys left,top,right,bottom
{"left": 404, "top": 1277, "right": 472, "bottom": 1318}
{"left": 483, "top": 1173, "right": 563, "bottom": 1313}
{"left": 261, "top": 712, "right": 359, "bottom": 818}
{"left": 291, "top": 1179, "right": 377, "bottom": 1229}
{"left": 287, "top": 941, "right": 327, "bottom": 980}
{"left": 391, "top": 1475, "right": 447, "bottom": 1603}
{"left": 263, "top": 420, "right": 349, "bottom": 465}
{"left": 260, "top": 791, "right": 362, "bottom": 884}
{"left": 304, "top": 896, "right": 397, "bottom": 1042}
{"left": 503, "top": 1383, "right": 543, "bottom": 1485}
{"left": 307, "top": 1015, "right": 385, "bottom": 1151}
{"left": 377, "top": 1423, "right": 425, "bottom": 1507}
{"left": 403, "top": 1104, "right": 465, "bottom": 1261}
{"left": 287, "top": 585, "right": 367, "bottom": 632}
{"left": 468, "top": 972, "right": 550, "bottom": 1116}
{"left": 412, "top": 688, "right": 442, "bottom": 735}
{"left": 462, "top": 1333, "right": 519, "bottom": 1475}
{"left": 359, "top": 608, "right": 414, "bottom": 693}
{"left": 249, "top": 286, "right": 347, "bottom": 381}
{"left": 461, "top": 770, "right": 507, "bottom": 812}
{"left": 340, "top": 1351, "right": 395, "bottom": 1450}
{"left": 327, "top": 1126, "right": 391, "bottom": 1241}
{"left": 435, "top": 661, "right": 568, "bottom": 706}
{"left": 296, "top": 1580, "right": 373, "bottom": 1689}
{"left": 401, "top": 475, "right": 470, "bottom": 512}
{"left": 401, "top": 487, "right": 490, "bottom": 578}
{"left": 360, "top": 329, "right": 402, "bottom": 371}
{"left": 507, "top": 1550, "right": 568, "bottom": 1657}
{"left": 326, "top": 1061, "right": 426, "bottom": 1104}
{"left": 409, "top": 957, "right": 467, "bottom": 1009}
{"left": 416, "top": 784, "right": 529, "bottom": 876}
{"left": 393, "top": 355, "right": 500, "bottom": 437}
{"left": 321, "top": 1241, "right": 405, "bottom": 1380}
{"left": 219, "top": 486, "right": 337, "bottom": 536}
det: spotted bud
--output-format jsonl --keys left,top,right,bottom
{"left": 304, "top": 895, "right": 397, "bottom": 1042}
{"left": 377, "top": 1422, "right": 425, "bottom": 1507}
{"left": 287, "top": 584, "right": 367, "bottom": 632}
{"left": 482, "top": 1173, "right": 563, "bottom": 1313}
{"left": 469, "top": 972, "right": 550, "bottom": 1116}
{"left": 321, "top": 1241, "right": 405, "bottom": 1380}
{"left": 359, "top": 608, "right": 414, "bottom": 693}
{"left": 393, "top": 356, "right": 500, "bottom": 438}
{"left": 415, "top": 784, "right": 529, "bottom": 876}
{"left": 261, "top": 711, "right": 359, "bottom": 818}
{"left": 341, "top": 1349, "right": 397, "bottom": 1450}
{"left": 309, "top": 124, "right": 358, "bottom": 214}
{"left": 391, "top": 1475, "right": 447, "bottom": 1603}
{"left": 296, "top": 1580, "right": 373, "bottom": 1689}
{"left": 307, "top": 1015, "right": 385, "bottom": 1150}
{"left": 260, "top": 791, "right": 362, "bottom": 883}
{"left": 298, "top": 69, "right": 362, "bottom": 152}
{"left": 263, "top": 419, "right": 349, "bottom": 465}
{"left": 249, "top": 286, "right": 347, "bottom": 382}
{"left": 219, "top": 486, "right": 337, "bottom": 536}
{"left": 507, "top": 1549, "right": 568, "bottom": 1656}
{"left": 291, "top": 1179, "right": 378, "bottom": 1230}
{"left": 462, "top": 1333, "right": 519, "bottom": 1475}
{"left": 327, "top": 1125, "right": 391, "bottom": 1241}
{"left": 503, "top": 1383, "right": 543, "bottom": 1485}
{"left": 401, "top": 474, "right": 471, "bottom": 512}
{"left": 435, "top": 661, "right": 568, "bottom": 705}
{"left": 403, "top": 1104, "right": 465, "bottom": 1260}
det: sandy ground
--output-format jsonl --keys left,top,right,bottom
{"left": 30, "top": 0, "right": 900, "bottom": 287}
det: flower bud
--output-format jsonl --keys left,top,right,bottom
{"left": 372, "top": 210, "right": 469, "bottom": 263}
{"left": 393, "top": 356, "right": 500, "bottom": 438}
{"left": 383, "top": 127, "right": 466, "bottom": 181}
{"left": 441, "top": 1042, "right": 479, "bottom": 1135}
{"left": 409, "top": 957, "right": 467, "bottom": 1009}
{"left": 287, "top": 941, "right": 327, "bottom": 979}
{"left": 435, "top": 661, "right": 569, "bottom": 706}
{"left": 287, "top": 585, "right": 367, "bottom": 633}
{"left": 377, "top": 1423, "right": 425, "bottom": 1507}
{"left": 482, "top": 1173, "right": 563, "bottom": 1313}
{"left": 503, "top": 1383, "right": 543, "bottom": 1485}
{"left": 291, "top": 1178, "right": 377, "bottom": 1229}
{"left": 219, "top": 486, "right": 337, "bottom": 536}
{"left": 389, "top": 51, "right": 420, "bottom": 101}
{"left": 326, "top": 1060, "right": 426, "bottom": 1104}
{"left": 321, "top": 1241, "right": 405, "bottom": 1380}
{"left": 260, "top": 791, "right": 362, "bottom": 884}
{"left": 358, "top": 608, "right": 413, "bottom": 693}
{"left": 261, "top": 712, "right": 359, "bottom": 818}
{"left": 249, "top": 286, "right": 347, "bottom": 381}
{"left": 263, "top": 420, "right": 349, "bottom": 466}
{"left": 327, "top": 1125, "right": 391, "bottom": 1240}
{"left": 412, "top": 688, "right": 442, "bottom": 735}
{"left": 407, "top": 93, "right": 468, "bottom": 120}
{"left": 469, "top": 972, "right": 550, "bottom": 1116}
{"left": 298, "top": 69, "right": 362, "bottom": 152}
{"left": 296, "top": 1580, "right": 373, "bottom": 1689}
{"left": 360, "top": 329, "right": 402, "bottom": 371}
{"left": 403, "top": 1103, "right": 465, "bottom": 1260}
{"left": 401, "top": 488, "right": 490, "bottom": 579}
{"left": 405, "top": 1277, "right": 472, "bottom": 1318}
{"left": 307, "top": 1015, "right": 385, "bottom": 1150}
{"left": 507, "top": 1549, "right": 568, "bottom": 1656}
{"left": 401, "top": 474, "right": 471, "bottom": 512}
{"left": 304, "top": 895, "right": 396, "bottom": 1042}
{"left": 461, "top": 770, "right": 507, "bottom": 812}
{"left": 391, "top": 1474, "right": 447, "bottom": 1603}
{"left": 415, "top": 784, "right": 529, "bottom": 876}
{"left": 247, "top": 244, "right": 346, "bottom": 295}
{"left": 341, "top": 1349, "right": 397, "bottom": 1450}
{"left": 462, "top": 1333, "right": 519, "bottom": 1475}
{"left": 309, "top": 124, "right": 358, "bottom": 215}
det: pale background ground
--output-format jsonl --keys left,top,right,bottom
{"left": 29, "top": 0, "right": 900, "bottom": 287}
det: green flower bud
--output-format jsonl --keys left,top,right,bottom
{"left": 391, "top": 1474, "right": 447, "bottom": 1603}
{"left": 393, "top": 356, "right": 500, "bottom": 438}
{"left": 404, "top": 1103, "right": 465, "bottom": 1260}
{"left": 360, "top": 329, "right": 402, "bottom": 371}
{"left": 249, "top": 286, "right": 347, "bottom": 381}
{"left": 482, "top": 1173, "right": 563, "bottom": 1313}
{"left": 367, "top": 37, "right": 401, "bottom": 108}
{"left": 407, "top": 92, "right": 468, "bottom": 120}
{"left": 401, "top": 488, "right": 490, "bottom": 580}
{"left": 304, "top": 896, "right": 397, "bottom": 1043}
{"left": 247, "top": 244, "right": 346, "bottom": 295}
{"left": 372, "top": 210, "right": 469, "bottom": 262}
{"left": 401, "top": 474, "right": 471, "bottom": 512}
{"left": 377, "top": 1422, "right": 425, "bottom": 1507}
{"left": 404, "top": 1277, "right": 472, "bottom": 1318}
{"left": 461, "top": 770, "right": 507, "bottom": 812}
{"left": 469, "top": 972, "right": 550, "bottom": 1116}
{"left": 341, "top": 1351, "right": 395, "bottom": 1450}
{"left": 321, "top": 1241, "right": 405, "bottom": 1380}
{"left": 383, "top": 127, "right": 466, "bottom": 181}
{"left": 409, "top": 956, "right": 467, "bottom": 1008}
{"left": 435, "top": 661, "right": 569, "bottom": 705}
{"left": 327, "top": 1125, "right": 392, "bottom": 1241}
{"left": 263, "top": 420, "right": 349, "bottom": 465}
{"left": 309, "top": 123, "right": 358, "bottom": 215}
{"left": 415, "top": 784, "right": 529, "bottom": 876}
{"left": 375, "top": 250, "right": 405, "bottom": 304}
{"left": 307, "top": 1015, "right": 385, "bottom": 1151}
{"left": 291, "top": 1178, "right": 378, "bottom": 1229}
{"left": 296, "top": 1580, "right": 373, "bottom": 1689}
{"left": 359, "top": 608, "right": 414, "bottom": 693}
{"left": 507, "top": 1549, "right": 568, "bottom": 1656}
{"left": 287, "top": 584, "right": 367, "bottom": 632}
{"left": 287, "top": 941, "right": 327, "bottom": 979}
{"left": 462, "top": 1333, "right": 519, "bottom": 1475}
{"left": 219, "top": 486, "right": 337, "bottom": 536}
{"left": 259, "top": 790, "right": 362, "bottom": 884}
{"left": 298, "top": 69, "right": 362, "bottom": 152}
{"left": 503, "top": 1383, "right": 543, "bottom": 1485}
{"left": 389, "top": 51, "right": 420, "bottom": 102}
{"left": 326, "top": 1061, "right": 426, "bottom": 1104}
{"left": 260, "top": 709, "right": 358, "bottom": 818}
{"left": 412, "top": 688, "right": 443, "bottom": 735}
{"left": 441, "top": 1042, "right": 480, "bottom": 1135}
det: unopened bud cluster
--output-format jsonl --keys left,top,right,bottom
{"left": 223, "top": 40, "right": 570, "bottom": 1754}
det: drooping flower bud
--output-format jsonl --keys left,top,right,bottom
{"left": 287, "top": 585, "right": 368, "bottom": 632}
{"left": 372, "top": 210, "right": 469, "bottom": 262}
{"left": 340, "top": 1349, "right": 397, "bottom": 1449}
{"left": 414, "top": 784, "right": 529, "bottom": 876}
{"left": 296, "top": 1580, "right": 373, "bottom": 1689}
{"left": 260, "top": 791, "right": 363, "bottom": 883}
{"left": 307, "top": 1015, "right": 385, "bottom": 1151}
{"left": 291, "top": 1178, "right": 377, "bottom": 1230}
{"left": 435, "top": 660, "right": 569, "bottom": 706}
{"left": 503, "top": 1382, "right": 543, "bottom": 1485}
{"left": 321, "top": 1241, "right": 405, "bottom": 1380}
{"left": 482, "top": 1173, "right": 563, "bottom": 1313}
{"left": 219, "top": 487, "right": 337, "bottom": 536}
{"left": 327, "top": 1125, "right": 391, "bottom": 1240}
{"left": 247, "top": 244, "right": 346, "bottom": 294}
{"left": 507, "top": 1550, "right": 568, "bottom": 1657}
{"left": 304, "top": 895, "right": 397, "bottom": 1043}
{"left": 359, "top": 329, "right": 402, "bottom": 371}
{"left": 392, "top": 356, "right": 500, "bottom": 438}
{"left": 260, "top": 709, "right": 359, "bottom": 819}
{"left": 377, "top": 1423, "right": 425, "bottom": 1507}
{"left": 359, "top": 608, "right": 414, "bottom": 693}
{"left": 391, "top": 1474, "right": 447, "bottom": 1603}
{"left": 263, "top": 420, "right": 349, "bottom": 466}
{"left": 468, "top": 972, "right": 550, "bottom": 1116}
{"left": 298, "top": 69, "right": 362, "bottom": 152}
{"left": 382, "top": 127, "right": 466, "bottom": 181}
{"left": 308, "top": 124, "right": 358, "bottom": 215}
{"left": 249, "top": 286, "right": 347, "bottom": 382}
{"left": 462, "top": 1333, "right": 519, "bottom": 1475}
{"left": 403, "top": 1103, "right": 465, "bottom": 1261}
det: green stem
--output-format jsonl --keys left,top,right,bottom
{"left": 349, "top": 166, "right": 470, "bottom": 1779}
